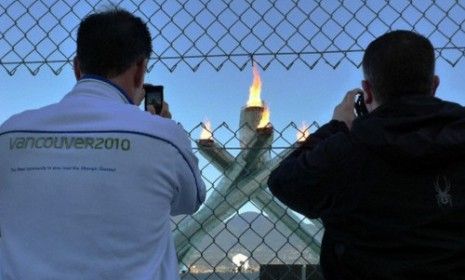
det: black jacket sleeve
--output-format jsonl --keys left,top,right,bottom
{"left": 267, "top": 120, "right": 350, "bottom": 219}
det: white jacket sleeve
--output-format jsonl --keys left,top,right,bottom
{"left": 169, "top": 131, "right": 206, "bottom": 216}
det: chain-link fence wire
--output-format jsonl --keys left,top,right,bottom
{"left": 172, "top": 121, "right": 323, "bottom": 279}
{"left": 1, "top": 0, "right": 464, "bottom": 75}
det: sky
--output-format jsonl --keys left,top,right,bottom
{"left": 2, "top": 0, "right": 464, "bottom": 133}
{"left": 1, "top": 58, "right": 465, "bottom": 136}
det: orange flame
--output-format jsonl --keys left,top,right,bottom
{"left": 257, "top": 106, "right": 271, "bottom": 128}
{"left": 246, "top": 63, "right": 263, "bottom": 107}
{"left": 297, "top": 122, "right": 310, "bottom": 142}
{"left": 200, "top": 119, "right": 213, "bottom": 140}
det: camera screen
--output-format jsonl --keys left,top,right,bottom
{"left": 144, "top": 84, "right": 164, "bottom": 114}
{"left": 146, "top": 92, "right": 162, "bottom": 106}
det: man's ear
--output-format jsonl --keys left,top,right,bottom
{"left": 431, "top": 75, "right": 440, "bottom": 97}
{"left": 73, "top": 57, "right": 81, "bottom": 81}
{"left": 133, "top": 58, "right": 147, "bottom": 89}
{"left": 362, "top": 80, "right": 373, "bottom": 104}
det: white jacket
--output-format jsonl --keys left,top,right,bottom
{"left": 0, "top": 76, "right": 206, "bottom": 279}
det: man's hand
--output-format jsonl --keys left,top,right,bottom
{"left": 147, "top": 101, "right": 172, "bottom": 119}
{"left": 332, "top": 89, "right": 360, "bottom": 130}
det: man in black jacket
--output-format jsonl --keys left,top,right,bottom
{"left": 268, "top": 30, "right": 465, "bottom": 279}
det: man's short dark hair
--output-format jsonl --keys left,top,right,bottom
{"left": 76, "top": 9, "right": 152, "bottom": 78}
{"left": 362, "top": 30, "right": 435, "bottom": 104}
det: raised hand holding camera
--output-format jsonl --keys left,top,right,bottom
{"left": 144, "top": 83, "right": 172, "bottom": 119}
{"left": 332, "top": 89, "right": 361, "bottom": 130}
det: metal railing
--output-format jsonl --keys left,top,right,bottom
{"left": 1, "top": 0, "right": 464, "bottom": 75}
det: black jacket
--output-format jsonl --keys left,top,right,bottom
{"left": 268, "top": 95, "right": 465, "bottom": 279}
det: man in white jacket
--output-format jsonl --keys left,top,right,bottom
{"left": 0, "top": 8, "right": 205, "bottom": 279}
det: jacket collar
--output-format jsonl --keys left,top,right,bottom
{"left": 68, "top": 74, "right": 134, "bottom": 105}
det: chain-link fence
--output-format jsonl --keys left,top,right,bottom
{"left": 2, "top": 1, "right": 465, "bottom": 279}
{"left": 1, "top": 0, "right": 464, "bottom": 75}
{"left": 174, "top": 120, "right": 323, "bottom": 279}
